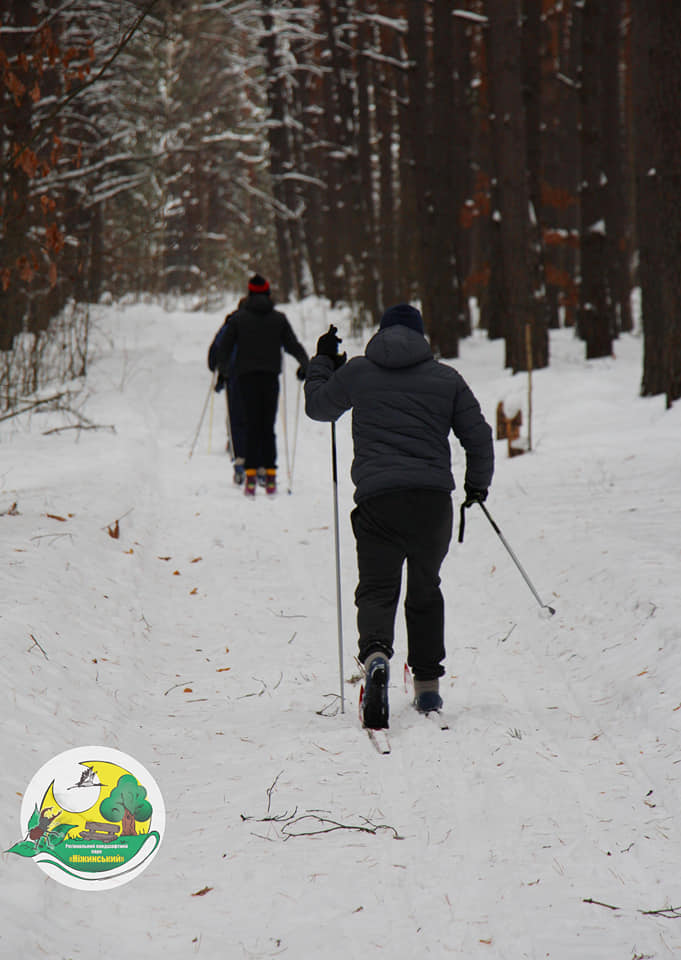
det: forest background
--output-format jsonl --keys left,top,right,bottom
{"left": 1, "top": 0, "right": 680, "bottom": 412}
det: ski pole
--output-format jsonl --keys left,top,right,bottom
{"left": 477, "top": 501, "right": 556, "bottom": 616}
{"left": 224, "top": 379, "right": 233, "bottom": 458}
{"left": 280, "top": 361, "right": 292, "bottom": 491}
{"left": 188, "top": 373, "right": 216, "bottom": 460}
{"left": 208, "top": 383, "right": 215, "bottom": 454}
{"left": 331, "top": 422, "right": 345, "bottom": 713}
{"left": 286, "top": 379, "right": 302, "bottom": 495}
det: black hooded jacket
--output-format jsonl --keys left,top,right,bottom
{"left": 213, "top": 293, "right": 308, "bottom": 377}
{"left": 305, "top": 324, "right": 494, "bottom": 503}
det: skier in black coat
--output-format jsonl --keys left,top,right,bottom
{"left": 208, "top": 299, "right": 248, "bottom": 484}
{"left": 212, "top": 274, "right": 309, "bottom": 496}
{"left": 305, "top": 303, "right": 494, "bottom": 728}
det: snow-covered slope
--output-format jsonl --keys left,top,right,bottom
{"left": 2, "top": 297, "right": 680, "bottom": 959}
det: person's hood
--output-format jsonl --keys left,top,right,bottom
{"left": 365, "top": 324, "right": 432, "bottom": 369}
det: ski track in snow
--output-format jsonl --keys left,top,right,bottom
{"left": 1, "top": 298, "right": 680, "bottom": 959}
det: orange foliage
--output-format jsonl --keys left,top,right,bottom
{"left": 5, "top": 70, "right": 26, "bottom": 105}
{"left": 13, "top": 145, "right": 39, "bottom": 177}
{"left": 40, "top": 195, "right": 57, "bottom": 216}
{"left": 45, "top": 223, "right": 65, "bottom": 255}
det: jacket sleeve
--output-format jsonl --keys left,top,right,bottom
{"left": 212, "top": 320, "right": 238, "bottom": 376}
{"left": 304, "top": 355, "right": 353, "bottom": 422}
{"left": 280, "top": 316, "right": 309, "bottom": 369}
{"left": 451, "top": 377, "right": 495, "bottom": 491}
{"left": 208, "top": 325, "right": 225, "bottom": 371}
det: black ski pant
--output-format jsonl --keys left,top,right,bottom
{"left": 351, "top": 489, "right": 453, "bottom": 681}
{"left": 238, "top": 371, "right": 279, "bottom": 470}
{"left": 226, "top": 375, "right": 247, "bottom": 461}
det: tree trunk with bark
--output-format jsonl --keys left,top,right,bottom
{"left": 578, "top": 0, "right": 615, "bottom": 359}
{"left": 631, "top": 0, "right": 681, "bottom": 405}
{"left": 485, "top": 0, "right": 548, "bottom": 371}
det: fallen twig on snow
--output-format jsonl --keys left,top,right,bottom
{"left": 316, "top": 693, "right": 342, "bottom": 717}
{"left": 583, "top": 898, "right": 620, "bottom": 911}
{"left": 42, "top": 423, "right": 116, "bottom": 436}
{"left": 0, "top": 392, "right": 69, "bottom": 423}
{"left": 268, "top": 608, "right": 308, "bottom": 619}
{"left": 164, "top": 680, "right": 194, "bottom": 696}
{"left": 280, "top": 814, "right": 403, "bottom": 841}
{"left": 30, "top": 532, "right": 73, "bottom": 545}
{"left": 640, "top": 905, "right": 681, "bottom": 919}
{"left": 242, "top": 773, "right": 403, "bottom": 841}
{"left": 28, "top": 634, "right": 49, "bottom": 660}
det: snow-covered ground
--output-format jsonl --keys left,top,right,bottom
{"left": 1, "top": 295, "right": 680, "bottom": 960}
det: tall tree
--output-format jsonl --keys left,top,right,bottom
{"left": 428, "top": 0, "right": 462, "bottom": 357}
{"left": 485, "top": 0, "right": 548, "bottom": 371}
{"left": 578, "top": 0, "right": 615, "bottom": 359}
{"left": 631, "top": 0, "right": 681, "bottom": 406}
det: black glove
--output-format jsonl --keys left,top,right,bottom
{"left": 316, "top": 324, "right": 347, "bottom": 369}
{"left": 458, "top": 486, "right": 488, "bottom": 543}
{"left": 296, "top": 364, "right": 307, "bottom": 382}
{"left": 214, "top": 373, "right": 226, "bottom": 393}
{"left": 463, "top": 485, "right": 488, "bottom": 507}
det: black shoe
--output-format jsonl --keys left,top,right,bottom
{"left": 362, "top": 654, "right": 389, "bottom": 729}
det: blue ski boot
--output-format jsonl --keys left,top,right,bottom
{"left": 413, "top": 678, "right": 443, "bottom": 714}
{"left": 361, "top": 653, "right": 390, "bottom": 729}
{"left": 233, "top": 459, "right": 246, "bottom": 485}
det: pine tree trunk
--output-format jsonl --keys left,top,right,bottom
{"left": 578, "top": 0, "right": 615, "bottom": 360}
{"left": 485, "top": 0, "right": 548, "bottom": 371}
{"left": 631, "top": 0, "right": 681, "bottom": 403}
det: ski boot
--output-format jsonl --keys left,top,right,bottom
{"left": 244, "top": 470, "right": 257, "bottom": 497}
{"left": 361, "top": 653, "right": 390, "bottom": 729}
{"left": 265, "top": 469, "right": 277, "bottom": 495}
{"left": 233, "top": 458, "right": 245, "bottom": 485}
{"left": 413, "top": 678, "right": 443, "bottom": 714}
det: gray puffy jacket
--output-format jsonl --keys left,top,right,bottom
{"left": 304, "top": 324, "right": 494, "bottom": 503}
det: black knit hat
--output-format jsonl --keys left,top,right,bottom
{"left": 379, "top": 303, "right": 424, "bottom": 335}
{"left": 248, "top": 274, "right": 270, "bottom": 294}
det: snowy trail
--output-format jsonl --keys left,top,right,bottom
{"left": 2, "top": 300, "right": 681, "bottom": 959}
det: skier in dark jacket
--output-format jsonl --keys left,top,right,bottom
{"left": 212, "top": 274, "right": 309, "bottom": 495}
{"left": 305, "top": 303, "right": 494, "bottom": 728}
{"left": 208, "top": 299, "right": 248, "bottom": 484}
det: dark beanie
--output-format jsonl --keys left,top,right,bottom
{"left": 248, "top": 273, "right": 270, "bottom": 294}
{"left": 379, "top": 303, "right": 424, "bottom": 335}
